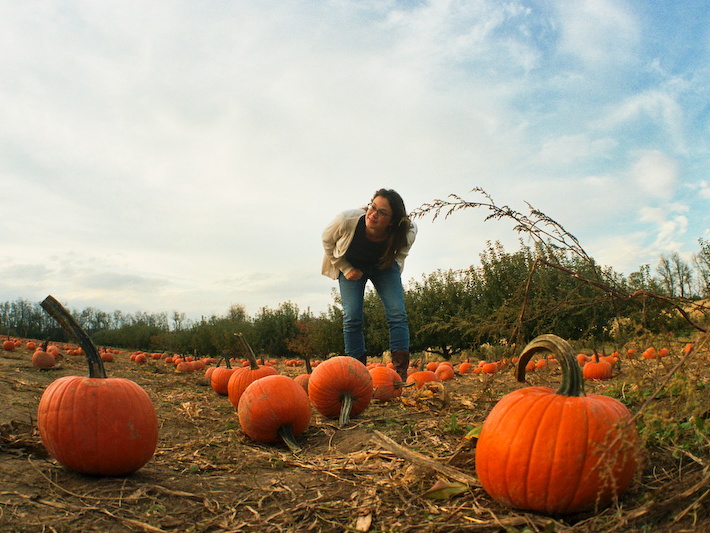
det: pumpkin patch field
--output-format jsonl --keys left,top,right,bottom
{"left": 1, "top": 334, "right": 709, "bottom": 532}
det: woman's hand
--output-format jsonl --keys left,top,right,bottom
{"left": 345, "top": 268, "right": 363, "bottom": 281}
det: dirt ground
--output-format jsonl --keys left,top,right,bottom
{"left": 1, "top": 341, "right": 709, "bottom": 533}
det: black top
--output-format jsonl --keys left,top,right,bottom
{"left": 345, "top": 216, "right": 387, "bottom": 270}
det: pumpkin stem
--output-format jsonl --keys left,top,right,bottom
{"left": 277, "top": 425, "right": 303, "bottom": 454}
{"left": 236, "top": 333, "right": 260, "bottom": 370}
{"left": 339, "top": 392, "right": 354, "bottom": 426}
{"left": 516, "top": 334, "right": 585, "bottom": 397}
{"left": 40, "top": 295, "right": 107, "bottom": 379}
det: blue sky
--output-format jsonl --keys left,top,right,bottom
{"left": 2, "top": 0, "right": 709, "bottom": 320}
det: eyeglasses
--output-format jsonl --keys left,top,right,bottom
{"left": 367, "top": 203, "right": 392, "bottom": 218}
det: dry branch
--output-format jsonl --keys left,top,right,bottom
{"left": 371, "top": 430, "right": 479, "bottom": 487}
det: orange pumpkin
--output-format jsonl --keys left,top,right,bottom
{"left": 37, "top": 296, "right": 158, "bottom": 476}
{"left": 308, "top": 356, "right": 373, "bottom": 426}
{"left": 475, "top": 334, "right": 639, "bottom": 515}
{"left": 481, "top": 362, "right": 499, "bottom": 374}
{"left": 642, "top": 347, "right": 657, "bottom": 360}
{"left": 370, "top": 366, "right": 404, "bottom": 401}
{"left": 435, "top": 364, "right": 456, "bottom": 381}
{"left": 32, "top": 349, "right": 56, "bottom": 369}
{"left": 238, "top": 375, "right": 311, "bottom": 453}
{"left": 210, "top": 358, "right": 237, "bottom": 395}
{"left": 227, "top": 334, "right": 278, "bottom": 410}
{"left": 582, "top": 353, "right": 613, "bottom": 380}
{"left": 457, "top": 362, "right": 473, "bottom": 374}
{"left": 425, "top": 361, "right": 439, "bottom": 372}
{"left": 294, "top": 373, "right": 310, "bottom": 394}
{"left": 406, "top": 370, "right": 440, "bottom": 389}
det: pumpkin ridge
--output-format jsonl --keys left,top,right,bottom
{"left": 553, "top": 396, "right": 590, "bottom": 514}
{"left": 71, "top": 379, "right": 90, "bottom": 472}
{"left": 482, "top": 388, "right": 553, "bottom": 506}
{"left": 518, "top": 391, "right": 560, "bottom": 510}
{"left": 532, "top": 394, "right": 567, "bottom": 512}
{"left": 572, "top": 398, "right": 637, "bottom": 511}
{"left": 476, "top": 389, "right": 534, "bottom": 502}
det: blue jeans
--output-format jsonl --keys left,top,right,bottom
{"left": 338, "top": 263, "right": 409, "bottom": 362}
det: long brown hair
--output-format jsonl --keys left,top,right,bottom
{"left": 371, "top": 188, "right": 411, "bottom": 269}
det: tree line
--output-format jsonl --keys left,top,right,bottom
{"left": 2, "top": 238, "right": 708, "bottom": 361}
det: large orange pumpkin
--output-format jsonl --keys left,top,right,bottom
{"left": 238, "top": 374, "right": 311, "bottom": 453}
{"left": 37, "top": 296, "right": 158, "bottom": 476}
{"left": 308, "top": 356, "right": 372, "bottom": 425}
{"left": 475, "top": 334, "right": 639, "bottom": 515}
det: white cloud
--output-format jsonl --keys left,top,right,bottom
{"left": 598, "top": 91, "right": 687, "bottom": 153}
{"left": 638, "top": 205, "right": 689, "bottom": 253}
{"left": 556, "top": 0, "right": 640, "bottom": 65}
{"left": 590, "top": 233, "right": 647, "bottom": 273}
{"left": 631, "top": 150, "right": 679, "bottom": 200}
{"left": 535, "top": 134, "right": 618, "bottom": 167}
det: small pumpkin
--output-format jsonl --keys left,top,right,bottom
{"left": 434, "top": 364, "right": 455, "bottom": 381}
{"left": 406, "top": 370, "right": 440, "bottom": 389}
{"left": 583, "top": 353, "right": 613, "bottom": 380}
{"left": 210, "top": 359, "right": 237, "bottom": 395}
{"left": 308, "top": 356, "right": 373, "bottom": 426}
{"left": 32, "top": 345, "right": 56, "bottom": 369}
{"left": 370, "top": 366, "right": 405, "bottom": 402}
{"left": 294, "top": 373, "right": 310, "bottom": 394}
{"left": 37, "top": 296, "right": 158, "bottom": 476}
{"left": 457, "top": 362, "right": 473, "bottom": 374}
{"left": 642, "top": 347, "right": 656, "bottom": 360}
{"left": 480, "top": 362, "right": 499, "bottom": 374}
{"left": 475, "top": 334, "right": 639, "bottom": 515}
{"left": 238, "top": 374, "right": 311, "bottom": 453}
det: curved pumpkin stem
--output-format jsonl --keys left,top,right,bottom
{"left": 339, "top": 392, "right": 354, "bottom": 426}
{"left": 40, "top": 295, "right": 107, "bottom": 379}
{"left": 236, "top": 333, "right": 260, "bottom": 370}
{"left": 277, "top": 425, "right": 302, "bottom": 454}
{"left": 516, "top": 334, "right": 585, "bottom": 397}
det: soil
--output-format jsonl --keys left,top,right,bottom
{"left": 1, "top": 342, "right": 708, "bottom": 533}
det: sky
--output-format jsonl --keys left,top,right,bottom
{"left": 2, "top": 0, "right": 710, "bottom": 322}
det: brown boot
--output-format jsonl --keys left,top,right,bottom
{"left": 391, "top": 350, "right": 410, "bottom": 382}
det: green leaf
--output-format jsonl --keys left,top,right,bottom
{"left": 464, "top": 425, "right": 483, "bottom": 439}
{"left": 423, "top": 480, "right": 469, "bottom": 500}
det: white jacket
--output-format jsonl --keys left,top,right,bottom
{"left": 321, "top": 208, "right": 417, "bottom": 279}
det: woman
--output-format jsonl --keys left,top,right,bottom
{"left": 321, "top": 188, "right": 417, "bottom": 381}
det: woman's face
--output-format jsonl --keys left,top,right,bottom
{"left": 365, "top": 195, "right": 394, "bottom": 232}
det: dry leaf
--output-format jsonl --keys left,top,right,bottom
{"left": 355, "top": 513, "right": 372, "bottom": 531}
